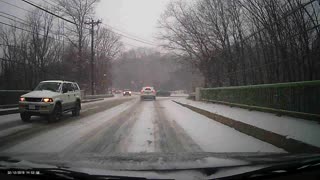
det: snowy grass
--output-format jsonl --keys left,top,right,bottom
{"left": 175, "top": 99, "right": 320, "bottom": 148}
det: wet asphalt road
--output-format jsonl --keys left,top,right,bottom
{"left": 0, "top": 95, "right": 284, "bottom": 157}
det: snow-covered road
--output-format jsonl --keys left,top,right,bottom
{"left": 0, "top": 96, "right": 284, "bottom": 155}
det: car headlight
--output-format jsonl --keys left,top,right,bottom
{"left": 42, "top": 98, "right": 53, "bottom": 102}
{"left": 20, "top": 97, "right": 25, "bottom": 102}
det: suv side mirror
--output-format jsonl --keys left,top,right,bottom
{"left": 62, "top": 87, "right": 68, "bottom": 93}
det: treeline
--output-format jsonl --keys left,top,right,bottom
{"left": 0, "top": 0, "right": 122, "bottom": 93}
{"left": 159, "top": 0, "right": 320, "bottom": 87}
{"left": 112, "top": 48, "right": 202, "bottom": 92}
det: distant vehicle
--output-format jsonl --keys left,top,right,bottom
{"left": 123, "top": 89, "right": 131, "bottom": 96}
{"left": 19, "top": 80, "right": 81, "bottom": 123}
{"left": 114, "top": 90, "right": 122, "bottom": 94}
{"left": 156, "top": 90, "right": 171, "bottom": 97}
{"left": 140, "top": 86, "right": 156, "bottom": 100}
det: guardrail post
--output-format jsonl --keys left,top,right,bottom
{"left": 195, "top": 87, "right": 201, "bottom": 101}
{"left": 80, "top": 90, "right": 85, "bottom": 99}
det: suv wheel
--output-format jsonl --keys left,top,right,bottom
{"left": 72, "top": 101, "right": 80, "bottom": 116}
{"left": 20, "top": 112, "right": 31, "bottom": 122}
{"left": 48, "top": 104, "right": 62, "bottom": 123}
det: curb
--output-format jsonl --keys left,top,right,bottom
{"left": 173, "top": 100, "right": 320, "bottom": 153}
{"left": 82, "top": 98, "right": 104, "bottom": 103}
{"left": 0, "top": 108, "right": 19, "bottom": 116}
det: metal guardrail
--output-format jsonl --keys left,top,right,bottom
{"left": 0, "top": 90, "right": 31, "bottom": 106}
{"left": 199, "top": 80, "right": 320, "bottom": 120}
{"left": 84, "top": 94, "right": 114, "bottom": 99}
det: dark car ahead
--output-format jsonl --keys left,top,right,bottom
{"left": 156, "top": 90, "right": 171, "bottom": 97}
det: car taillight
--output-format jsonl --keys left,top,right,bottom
{"left": 20, "top": 97, "right": 25, "bottom": 102}
{"left": 141, "top": 90, "right": 144, "bottom": 93}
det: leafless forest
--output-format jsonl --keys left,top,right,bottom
{"left": 159, "top": 0, "right": 320, "bottom": 87}
{"left": 0, "top": 0, "right": 122, "bottom": 92}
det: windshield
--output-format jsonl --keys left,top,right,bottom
{"left": 0, "top": 0, "right": 319, "bottom": 179}
{"left": 34, "top": 82, "right": 61, "bottom": 92}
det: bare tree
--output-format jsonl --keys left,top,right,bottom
{"left": 55, "top": 0, "right": 99, "bottom": 83}
{"left": 26, "top": 9, "right": 55, "bottom": 83}
{"left": 159, "top": 0, "right": 320, "bottom": 87}
{"left": 94, "top": 27, "right": 123, "bottom": 93}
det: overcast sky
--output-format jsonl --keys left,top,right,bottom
{"left": 96, "top": 0, "right": 173, "bottom": 50}
{"left": 0, "top": 0, "right": 176, "bottom": 51}
{"left": 0, "top": 0, "right": 177, "bottom": 50}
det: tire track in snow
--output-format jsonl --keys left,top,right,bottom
{"left": 62, "top": 100, "right": 142, "bottom": 155}
{"left": 0, "top": 98, "right": 133, "bottom": 151}
{"left": 124, "top": 101, "right": 157, "bottom": 153}
{"left": 66, "top": 98, "right": 203, "bottom": 154}
{"left": 154, "top": 100, "right": 203, "bottom": 153}
{"left": 1, "top": 99, "right": 138, "bottom": 153}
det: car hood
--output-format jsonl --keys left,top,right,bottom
{"left": 22, "top": 90, "right": 60, "bottom": 98}
{"left": 1, "top": 152, "right": 319, "bottom": 169}
{"left": 1, "top": 152, "right": 320, "bottom": 179}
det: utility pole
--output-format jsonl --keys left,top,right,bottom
{"left": 85, "top": 19, "right": 101, "bottom": 95}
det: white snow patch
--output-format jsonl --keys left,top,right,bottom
{"left": 0, "top": 107, "right": 18, "bottom": 112}
{"left": 126, "top": 101, "right": 155, "bottom": 152}
{"left": 80, "top": 106, "right": 100, "bottom": 113}
{"left": 161, "top": 100, "right": 285, "bottom": 153}
{"left": 175, "top": 98, "right": 320, "bottom": 148}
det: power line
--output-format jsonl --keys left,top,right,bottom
{"left": 101, "top": 23, "right": 157, "bottom": 46}
{"left": 0, "top": 21, "right": 34, "bottom": 34}
{"left": 238, "top": 0, "right": 318, "bottom": 42}
{"left": 125, "top": 43, "right": 141, "bottom": 48}
{"left": 0, "top": 0, "right": 33, "bottom": 13}
{"left": 40, "top": 0, "right": 57, "bottom": 7}
{"left": 22, "top": 0, "right": 156, "bottom": 46}
{"left": 20, "top": 0, "right": 76, "bottom": 25}
{"left": 0, "top": 11, "right": 63, "bottom": 35}
{"left": 102, "top": 24, "right": 157, "bottom": 45}
{"left": 0, "top": 21, "right": 65, "bottom": 44}
{"left": 0, "top": 13, "right": 30, "bottom": 27}
{"left": 0, "top": 17, "right": 141, "bottom": 50}
{"left": 0, "top": 0, "right": 64, "bottom": 33}
{"left": 22, "top": 0, "right": 158, "bottom": 46}
{"left": 0, "top": 11, "right": 25, "bottom": 22}
{"left": 4, "top": 0, "right": 156, "bottom": 47}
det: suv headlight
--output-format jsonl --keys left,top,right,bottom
{"left": 42, "top": 98, "right": 53, "bottom": 102}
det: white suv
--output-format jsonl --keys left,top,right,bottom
{"left": 140, "top": 86, "right": 156, "bottom": 100}
{"left": 19, "top": 80, "right": 81, "bottom": 122}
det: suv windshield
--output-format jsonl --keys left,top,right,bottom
{"left": 34, "top": 82, "right": 61, "bottom": 92}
